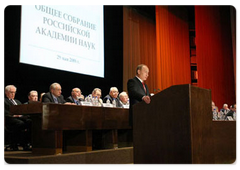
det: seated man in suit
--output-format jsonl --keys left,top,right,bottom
{"left": 86, "top": 88, "right": 103, "bottom": 106}
{"left": 41, "top": 82, "right": 73, "bottom": 105}
{"left": 119, "top": 91, "right": 129, "bottom": 105}
{"left": 25, "top": 90, "right": 38, "bottom": 104}
{"left": 225, "top": 104, "right": 236, "bottom": 120}
{"left": 66, "top": 87, "right": 83, "bottom": 105}
{"left": 4, "top": 85, "right": 32, "bottom": 150}
{"left": 220, "top": 104, "right": 230, "bottom": 113}
{"left": 91, "top": 88, "right": 103, "bottom": 106}
{"left": 127, "top": 64, "right": 151, "bottom": 126}
{"left": 218, "top": 103, "right": 230, "bottom": 119}
{"left": 103, "top": 87, "right": 123, "bottom": 108}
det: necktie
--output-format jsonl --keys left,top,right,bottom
{"left": 53, "top": 97, "right": 58, "bottom": 103}
{"left": 142, "top": 82, "right": 146, "bottom": 94}
{"left": 10, "top": 99, "right": 17, "bottom": 105}
{"left": 76, "top": 100, "right": 79, "bottom": 105}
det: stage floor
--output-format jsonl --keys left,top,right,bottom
{"left": 4, "top": 147, "right": 133, "bottom": 164}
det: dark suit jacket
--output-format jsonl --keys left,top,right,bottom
{"left": 226, "top": 110, "right": 234, "bottom": 118}
{"left": 103, "top": 94, "right": 123, "bottom": 108}
{"left": 41, "top": 92, "right": 66, "bottom": 104}
{"left": 4, "top": 97, "right": 22, "bottom": 118}
{"left": 66, "top": 96, "right": 75, "bottom": 103}
{"left": 127, "top": 76, "right": 150, "bottom": 126}
{"left": 66, "top": 96, "right": 83, "bottom": 104}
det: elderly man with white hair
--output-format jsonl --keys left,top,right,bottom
{"left": 41, "top": 82, "right": 73, "bottom": 105}
{"left": 103, "top": 87, "right": 123, "bottom": 108}
{"left": 220, "top": 104, "right": 230, "bottom": 114}
{"left": 219, "top": 103, "right": 230, "bottom": 120}
{"left": 119, "top": 91, "right": 129, "bottom": 105}
{"left": 4, "top": 85, "right": 32, "bottom": 151}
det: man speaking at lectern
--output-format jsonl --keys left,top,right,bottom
{"left": 127, "top": 64, "right": 151, "bottom": 126}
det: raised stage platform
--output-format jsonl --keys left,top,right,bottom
{"left": 5, "top": 147, "right": 133, "bottom": 164}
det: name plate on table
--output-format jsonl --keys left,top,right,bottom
{"left": 80, "top": 101, "right": 93, "bottom": 106}
{"left": 103, "top": 103, "right": 113, "bottom": 108}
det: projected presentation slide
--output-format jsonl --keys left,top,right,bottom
{"left": 20, "top": 5, "right": 104, "bottom": 78}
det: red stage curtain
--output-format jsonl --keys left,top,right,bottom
{"left": 155, "top": 6, "right": 191, "bottom": 91}
{"left": 230, "top": 7, "right": 236, "bottom": 91}
{"left": 123, "top": 7, "right": 157, "bottom": 93}
{"left": 195, "top": 6, "right": 236, "bottom": 108}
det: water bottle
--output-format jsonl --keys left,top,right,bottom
{"left": 91, "top": 96, "right": 94, "bottom": 106}
{"left": 112, "top": 99, "right": 116, "bottom": 108}
{"left": 213, "top": 108, "right": 218, "bottom": 120}
{"left": 233, "top": 112, "right": 236, "bottom": 121}
{"left": 106, "top": 98, "right": 110, "bottom": 106}
{"left": 88, "top": 95, "right": 92, "bottom": 104}
{"left": 93, "top": 96, "right": 98, "bottom": 106}
{"left": 95, "top": 97, "right": 99, "bottom": 106}
{"left": 85, "top": 96, "right": 88, "bottom": 102}
{"left": 218, "top": 111, "right": 223, "bottom": 120}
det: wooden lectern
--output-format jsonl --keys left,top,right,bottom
{"left": 133, "top": 84, "right": 214, "bottom": 163}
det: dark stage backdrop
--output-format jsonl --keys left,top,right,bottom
{"left": 4, "top": 6, "right": 123, "bottom": 103}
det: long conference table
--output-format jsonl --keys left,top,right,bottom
{"left": 10, "top": 103, "right": 132, "bottom": 155}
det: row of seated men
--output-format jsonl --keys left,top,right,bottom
{"left": 40, "top": 83, "right": 129, "bottom": 107}
{"left": 4, "top": 83, "right": 129, "bottom": 151}
{"left": 212, "top": 102, "right": 236, "bottom": 121}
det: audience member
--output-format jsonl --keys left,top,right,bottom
{"left": 25, "top": 90, "right": 38, "bottom": 104}
{"left": 219, "top": 103, "right": 230, "bottom": 119}
{"left": 4, "top": 85, "right": 31, "bottom": 150}
{"left": 41, "top": 82, "right": 73, "bottom": 105}
{"left": 66, "top": 88, "right": 83, "bottom": 105}
{"left": 212, "top": 101, "right": 218, "bottom": 120}
{"left": 212, "top": 101, "right": 216, "bottom": 112}
{"left": 119, "top": 91, "right": 129, "bottom": 105}
{"left": 225, "top": 104, "right": 236, "bottom": 120}
{"left": 220, "top": 103, "right": 230, "bottom": 113}
{"left": 103, "top": 87, "right": 122, "bottom": 108}
{"left": 215, "top": 106, "right": 219, "bottom": 112}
